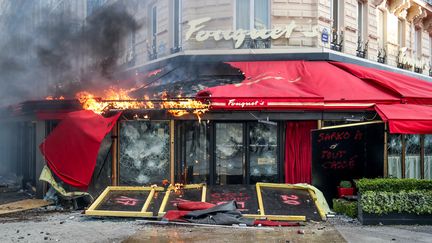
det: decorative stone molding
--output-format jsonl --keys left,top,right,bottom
{"left": 369, "top": 33, "right": 379, "bottom": 40}
{"left": 390, "top": 0, "right": 411, "bottom": 17}
{"left": 398, "top": 9, "right": 409, "bottom": 19}
{"left": 345, "top": 25, "right": 357, "bottom": 33}
{"left": 372, "top": 0, "right": 386, "bottom": 7}
{"left": 423, "top": 16, "right": 432, "bottom": 34}
{"left": 318, "top": 16, "right": 332, "bottom": 24}
{"left": 407, "top": 5, "right": 424, "bottom": 23}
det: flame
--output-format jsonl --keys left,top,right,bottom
{"left": 75, "top": 87, "right": 209, "bottom": 119}
{"left": 45, "top": 96, "right": 65, "bottom": 100}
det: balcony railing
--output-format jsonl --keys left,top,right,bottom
{"left": 377, "top": 47, "right": 387, "bottom": 64}
{"left": 238, "top": 36, "right": 271, "bottom": 49}
{"left": 330, "top": 30, "right": 343, "bottom": 52}
{"left": 356, "top": 36, "right": 368, "bottom": 58}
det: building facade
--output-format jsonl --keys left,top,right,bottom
{"left": 107, "top": 0, "right": 432, "bottom": 78}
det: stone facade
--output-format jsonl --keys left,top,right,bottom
{"left": 122, "top": 0, "right": 432, "bottom": 77}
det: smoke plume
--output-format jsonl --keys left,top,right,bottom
{"left": 0, "top": 2, "right": 141, "bottom": 105}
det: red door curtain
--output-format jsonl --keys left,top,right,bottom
{"left": 284, "top": 121, "right": 317, "bottom": 184}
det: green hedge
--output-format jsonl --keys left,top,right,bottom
{"left": 333, "top": 199, "right": 357, "bottom": 218}
{"left": 360, "top": 190, "right": 432, "bottom": 215}
{"left": 356, "top": 178, "right": 432, "bottom": 193}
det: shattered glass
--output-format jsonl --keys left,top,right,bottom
{"left": 119, "top": 121, "right": 170, "bottom": 185}
{"left": 215, "top": 123, "right": 244, "bottom": 185}
{"left": 249, "top": 122, "right": 278, "bottom": 184}
{"left": 387, "top": 134, "right": 402, "bottom": 178}
{"left": 404, "top": 134, "right": 421, "bottom": 179}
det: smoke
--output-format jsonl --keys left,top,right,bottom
{"left": 0, "top": 2, "right": 141, "bottom": 105}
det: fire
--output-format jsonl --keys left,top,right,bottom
{"left": 76, "top": 88, "right": 143, "bottom": 114}
{"left": 75, "top": 87, "right": 209, "bottom": 119}
{"left": 162, "top": 97, "right": 209, "bottom": 122}
{"left": 45, "top": 96, "right": 65, "bottom": 100}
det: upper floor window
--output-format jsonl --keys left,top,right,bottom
{"left": 414, "top": 28, "right": 422, "bottom": 59}
{"left": 398, "top": 19, "right": 405, "bottom": 47}
{"left": 357, "top": 1, "right": 365, "bottom": 40}
{"left": 148, "top": 5, "right": 157, "bottom": 60}
{"left": 236, "top": 0, "right": 269, "bottom": 30}
{"left": 377, "top": 9, "right": 385, "bottom": 49}
{"left": 331, "top": 0, "right": 339, "bottom": 32}
{"left": 356, "top": 1, "right": 368, "bottom": 58}
{"left": 429, "top": 36, "right": 432, "bottom": 68}
{"left": 376, "top": 9, "right": 387, "bottom": 63}
{"left": 235, "top": 0, "right": 270, "bottom": 48}
{"left": 171, "top": 0, "right": 181, "bottom": 53}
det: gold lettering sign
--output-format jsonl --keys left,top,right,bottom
{"left": 186, "top": 18, "right": 320, "bottom": 48}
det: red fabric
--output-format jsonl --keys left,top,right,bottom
{"left": 375, "top": 104, "right": 432, "bottom": 134}
{"left": 284, "top": 121, "right": 317, "bottom": 184}
{"left": 330, "top": 62, "right": 432, "bottom": 104}
{"left": 253, "top": 220, "right": 301, "bottom": 227}
{"left": 197, "top": 61, "right": 402, "bottom": 110}
{"left": 162, "top": 210, "right": 190, "bottom": 221}
{"left": 177, "top": 201, "right": 215, "bottom": 211}
{"left": 39, "top": 110, "right": 121, "bottom": 189}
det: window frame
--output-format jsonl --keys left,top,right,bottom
{"left": 171, "top": 0, "right": 182, "bottom": 53}
{"left": 176, "top": 120, "right": 282, "bottom": 185}
{"left": 233, "top": 0, "right": 271, "bottom": 30}
{"left": 398, "top": 18, "right": 405, "bottom": 48}
{"left": 414, "top": 27, "right": 422, "bottom": 59}
{"left": 387, "top": 133, "right": 427, "bottom": 179}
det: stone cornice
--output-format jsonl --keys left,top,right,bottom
{"left": 372, "top": 0, "right": 386, "bottom": 7}
{"left": 389, "top": 0, "right": 411, "bottom": 15}
{"left": 407, "top": 4, "right": 424, "bottom": 22}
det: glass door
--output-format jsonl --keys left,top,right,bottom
{"left": 248, "top": 122, "right": 278, "bottom": 184}
{"left": 215, "top": 123, "right": 245, "bottom": 185}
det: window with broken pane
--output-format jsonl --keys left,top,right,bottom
{"left": 119, "top": 121, "right": 170, "bottom": 186}
{"left": 215, "top": 123, "right": 244, "bottom": 185}
{"left": 249, "top": 122, "right": 278, "bottom": 184}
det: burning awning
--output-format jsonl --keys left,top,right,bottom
{"left": 375, "top": 104, "right": 432, "bottom": 134}
{"left": 39, "top": 110, "right": 122, "bottom": 189}
{"left": 197, "top": 61, "right": 403, "bottom": 110}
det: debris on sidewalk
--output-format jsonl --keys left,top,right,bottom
{"left": 0, "top": 199, "right": 53, "bottom": 215}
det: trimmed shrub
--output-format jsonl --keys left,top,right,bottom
{"left": 360, "top": 190, "right": 432, "bottom": 215}
{"left": 356, "top": 178, "right": 432, "bottom": 193}
{"left": 333, "top": 198, "right": 358, "bottom": 218}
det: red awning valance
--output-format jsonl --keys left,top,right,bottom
{"left": 375, "top": 104, "right": 432, "bottom": 134}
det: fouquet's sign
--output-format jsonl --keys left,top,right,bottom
{"left": 185, "top": 17, "right": 320, "bottom": 48}
{"left": 227, "top": 99, "right": 266, "bottom": 108}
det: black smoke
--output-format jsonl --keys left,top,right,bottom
{"left": 0, "top": 2, "right": 141, "bottom": 105}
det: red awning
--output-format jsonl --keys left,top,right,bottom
{"left": 197, "top": 61, "right": 403, "bottom": 110}
{"left": 375, "top": 104, "right": 432, "bottom": 134}
{"left": 197, "top": 61, "right": 324, "bottom": 110}
{"left": 330, "top": 62, "right": 432, "bottom": 104}
{"left": 39, "top": 110, "right": 121, "bottom": 189}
